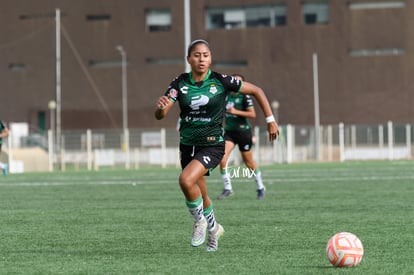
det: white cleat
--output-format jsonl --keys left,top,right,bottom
{"left": 206, "top": 224, "right": 224, "bottom": 252}
{"left": 191, "top": 217, "right": 207, "bottom": 247}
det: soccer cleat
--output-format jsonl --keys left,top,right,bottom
{"left": 217, "top": 189, "right": 234, "bottom": 200}
{"left": 206, "top": 224, "right": 224, "bottom": 252}
{"left": 257, "top": 188, "right": 265, "bottom": 200}
{"left": 191, "top": 217, "right": 207, "bottom": 247}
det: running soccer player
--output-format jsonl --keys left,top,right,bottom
{"left": 155, "top": 39, "right": 279, "bottom": 251}
{"left": 218, "top": 74, "right": 266, "bottom": 200}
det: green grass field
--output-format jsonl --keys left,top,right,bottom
{"left": 0, "top": 161, "right": 413, "bottom": 274}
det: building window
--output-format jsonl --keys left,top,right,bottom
{"left": 146, "top": 58, "right": 183, "bottom": 65}
{"left": 348, "top": 1, "right": 405, "bottom": 10}
{"left": 86, "top": 14, "right": 111, "bottom": 21}
{"left": 9, "top": 63, "right": 26, "bottom": 72}
{"left": 19, "top": 12, "right": 57, "bottom": 20}
{"left": 213, "top": 60, "right": 248, "bottom": 68}
{"left": 303, "top": 1, "right": 329, "bottom": 25}
{"left": 349, "top": 48, "right": 405, "bottom": 57}
{"left": 89, "top": 60, "right": 126, "bottom": 68}
{"left": 206, "top": 4, "right": 287, "bottom": 30}
{"left": 146, "top": 9, "right": 171, "bottom": 32}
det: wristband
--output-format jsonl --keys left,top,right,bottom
{"left": 265, "top": 115, "right": 275, "bottom": 123}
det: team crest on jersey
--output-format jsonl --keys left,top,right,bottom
{"left": 168, "top": 88, "right": 178, "bottom": 100}
{"left": 209, "top": 84, "right": 218, "bottom": 94}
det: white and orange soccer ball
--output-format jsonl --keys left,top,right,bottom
{"left": 326, "top": 232, "right": 364, "bottom": 267}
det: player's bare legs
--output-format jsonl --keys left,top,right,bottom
{"left": 179, "top": 160, "right": 206, "bottom": 201}
{"left": 241, "top": 150, "right": 265, "bottom": 199}
{"left": 179, "top": 160, "right": 223, "bottom": 250}
{"left": 220, "top": 140, "right": 236, "bottom": 172}
{"left": 218, "top": 140, "right": 236, "bottom": 199}
{"left": 241, "top": 150, "right": 257, "bottom": 171}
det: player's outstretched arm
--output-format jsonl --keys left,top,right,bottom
{"left": 227, "top": 106, "right": 256, "bottom": 119}
{"left": 239, "top": 81, "right": 279, "bottom": 141}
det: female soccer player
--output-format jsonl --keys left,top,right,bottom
{"left": 155, "top": 39, "right": 279, "bottom": 251}
{"left": 218, "top": 74, "right": 266, "bottom": 200}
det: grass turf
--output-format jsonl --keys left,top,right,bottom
{"left": 0, "top": 160, "right": 413, "bottom": 274}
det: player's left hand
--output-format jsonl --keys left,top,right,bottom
{"left": 226, "top": 106, "right": 236, "bottom": 114}
{"left": 267, "top": 121, "right": 279, "bottom": 142}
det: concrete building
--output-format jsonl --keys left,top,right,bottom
{"left": 0, "top": 0, "right": 412, "bottom": 132}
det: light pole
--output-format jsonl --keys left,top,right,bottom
{"left": 55, "top": 9, "right": 62, "bottom": 154}
{"left": 312, "top": 52, "right": 321, "bottom": 161}
{"left": 116, "top": 45, "right": 130, "bottom": 168}
{"left": 184, "top": 0, "right": 191, "bottom": 72}
{"left": 116, "top": 45, "right": 128, "bottom": 132}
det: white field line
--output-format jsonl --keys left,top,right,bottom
{"left": 0, "top": 173, "right": 413, "bottom": 187}
{"left": 0, "top": 180, "right": 168, "bottom": 187}
{"left": 209, "top": 174, "right": 414, "bottom": 184}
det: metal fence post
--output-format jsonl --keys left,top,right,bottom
{"left": 339, "top": 123, "right": 345, "bottom": 162}
{"left": 286, "top": 124, "right": 294, "bottom": 164}
{"left": 388, "top": 121, "right": 393, "bottom": 160}
{"left": 87, "top": 129, "right": 92, "bottom": 170}
{"left": 406, "top": 124, "right": 412, "bottom": 159}
{"left": 48, "top": 130, "right": 54, "bottom": 172}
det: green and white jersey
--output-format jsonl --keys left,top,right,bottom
{"left": 165, "top": 70, "right": 242, "bottom": 146}
{"left": 225, "top": 93, "right": 254, "bottom": 132}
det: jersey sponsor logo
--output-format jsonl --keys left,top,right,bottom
{"left": 209, "top": 84, "right": 218, "bottom": 94}
{"left": 193, "top": 117, "right": 211, "bottom": 122}
{"left": 190, "top": 95, "right": 209, "bottom": 110}
{"left": 202, "top": 155, "right": 211, "bottom": 164}
{"left": 181, "top": 86, "right": 188, "bottom": 94}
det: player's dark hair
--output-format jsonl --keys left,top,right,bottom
{"left": 187, "top": 39, "right": 210, "bottom": 57}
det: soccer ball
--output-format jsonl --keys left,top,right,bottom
{"left": 326, "top": 232, "right": 364, "bottom": 267}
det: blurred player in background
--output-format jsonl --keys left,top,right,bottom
{"left": 0, "top": 120, "right": 10, "bottom": 175}
{"left": 155, "top": 39, "right": 279, "bottom": 251}
{"left": 218, "top": 74, "right": 266, "bottom": 200}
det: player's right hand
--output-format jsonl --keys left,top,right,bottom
{"left": 157, "top": 95, "right": 170, "bottom": 110}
